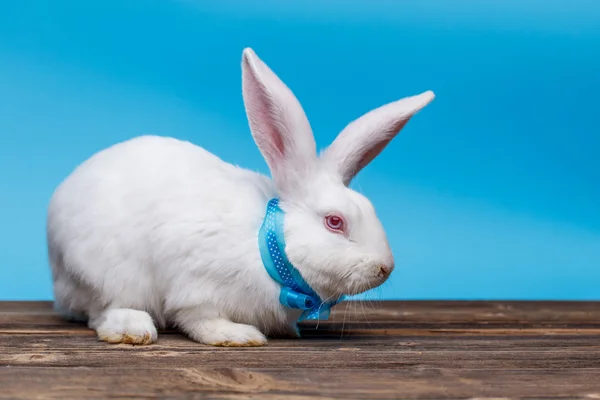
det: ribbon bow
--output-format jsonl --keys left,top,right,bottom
{"left": 258, "top": 198, "right": 343, "bottom": 322}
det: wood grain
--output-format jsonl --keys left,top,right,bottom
{"left": 1, "top": 301, "right": 599, "bottom": 399}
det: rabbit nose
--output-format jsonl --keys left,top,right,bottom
{"left": 377, "top": 265, "right": 393, "bottom": 279}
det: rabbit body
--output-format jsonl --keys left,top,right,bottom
{"left": 47, "top": 48, "right": 434, "bottom": 346}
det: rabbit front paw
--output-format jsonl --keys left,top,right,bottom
{"left": 185, "top": 318, "right": 267, "bottom": 347}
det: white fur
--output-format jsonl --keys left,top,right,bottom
{"left": 47, "top": 48, "right": 434, "bottom": 346}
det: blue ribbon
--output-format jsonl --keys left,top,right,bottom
{"left": 258, "top": 198, "right": 343, "bottom": 322}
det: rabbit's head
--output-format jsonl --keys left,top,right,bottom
{"left": 242, "top": 48, "right": 434, "bottom": 300}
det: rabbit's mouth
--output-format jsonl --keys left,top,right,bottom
{"left": 343, "top": 263, "right": 394, "bottom": 296}
{"left": 303, "top": 263, "right": 392, "bottom": 300}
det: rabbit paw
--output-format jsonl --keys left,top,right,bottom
{"left": 94, "top": 308, "right": 158, "bottom": 345}
{"left": 187, "top": 319, "right": 267, "bottom": 347}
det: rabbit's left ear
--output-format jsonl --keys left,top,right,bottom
{"left": 320, "top": 91, "right": 435, "bottom": 186}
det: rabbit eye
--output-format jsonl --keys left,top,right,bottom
{"left": 325, "top": 214, "right": 345, "bottom": 233}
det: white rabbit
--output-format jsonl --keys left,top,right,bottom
{"left": 46, "top": 48, "right": 434, "bottom": 347}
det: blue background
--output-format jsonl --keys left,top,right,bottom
{"left": 1, "top": 0, "right": 598, "bottom": 300}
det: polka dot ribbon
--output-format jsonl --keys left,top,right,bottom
{"left": 258, "top": 198, "right": 343, "bottom": 322}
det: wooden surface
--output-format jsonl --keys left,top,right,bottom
{"left": 1, "top": 301, "right": 600, "bottom": 399}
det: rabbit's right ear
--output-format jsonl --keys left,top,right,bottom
{"left": 242, "top": 48, "right": 317, "bottom": 195}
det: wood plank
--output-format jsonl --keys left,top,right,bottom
{"left": 1, "top": 301, "right": 599, "bottom": 399}
{"left": 3, "top": 301, "right": 600, "bottom": 331}
{"left": 2, "top": 334, "right": 600, "bottom": 369}
{"left": 2, "top": 366, "right": 600, "bottom": 399}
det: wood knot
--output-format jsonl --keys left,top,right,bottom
{"left": 180, "top": 368, "right": 287, "bottom": 392}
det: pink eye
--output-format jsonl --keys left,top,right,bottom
{"left": 325, "top": 214, "right": 345, "bottom": 233}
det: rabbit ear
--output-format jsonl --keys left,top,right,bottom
{"left": 242, "top": 48, "right": 317, "bottom": 195}
{"left": 320, "top": 91, "right": 435, "bottom": 186}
